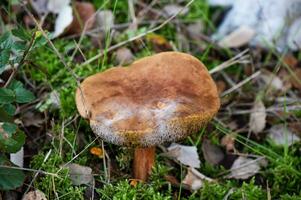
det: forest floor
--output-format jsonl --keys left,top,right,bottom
{"left": 0, "top": 0, "right": 301, "bottom": 199}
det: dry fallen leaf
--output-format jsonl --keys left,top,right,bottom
{"left": 268, "top": 125, "right": 300, "bottom": 146}
{"left": 10, "top": 147, "right": 24, "bottom": 168}
{"left": 66, "top": 2, "right": 96, "bottom": 35}
{"left": 115, "top": 47, "right": 134, "bottom": 65}
{"left": 218, "top": 26, "right": 256, "bottom": 48}
{"left": 65, "top": 163, "right": 93, "bottom": 185}
{"left": 52, "top": 5, "right": 73, "bottom": 37}
{"left": 22, "top": 190, "right": 47, "bottom": 200}
{"left": 202, "top": 139, "right": 224, "bottom": 166}
{"left": 166, "top": 143, "right": 201, "bottom": 168}
{"left": 182, "top": 167, "right": 213, "bottom": 191}
{"left": 227, "top": 156, "right": 266, "bottom": 180}
{"left": 249, "top": 99, "right": 266, "bottom": 134}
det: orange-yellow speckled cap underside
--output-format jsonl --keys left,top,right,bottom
{"left": 76, "top": 52, "right": 220, "bottom": 147}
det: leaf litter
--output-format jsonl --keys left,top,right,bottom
{"left": 166, "top": 143, "right": 201, "bottom": 168}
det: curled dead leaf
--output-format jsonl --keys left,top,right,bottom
{"left": 166, "top": 143, "right": 201, "bottom": 168}
{"left": 226, "top": 156, "right": 267, "bottom": 180}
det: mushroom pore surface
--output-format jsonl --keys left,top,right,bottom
{"left": 76, "top": 52, "right": 220, "bottom": 147}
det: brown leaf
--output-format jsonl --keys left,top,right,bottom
{"left": 202, "top": 139, "right": 224, "bottom": 165}
{"left": 249, "top": 99, "right": 266, "bottom": 134}
{"left": 66, "top": 2, "right": 96, "bottom": 35}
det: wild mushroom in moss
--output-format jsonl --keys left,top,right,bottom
{"left": 75, "top": 52, "right": 220, "bottom": 181}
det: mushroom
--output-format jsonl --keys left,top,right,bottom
{"left": 75, "top": 52, "right": 220, "bottom": 181}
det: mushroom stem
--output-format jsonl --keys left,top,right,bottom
{"left": 133, "top": 147, "right": 156, "bottom": 181}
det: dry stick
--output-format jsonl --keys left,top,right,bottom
{"left": 80, "top": 0, "right": 195, "bottom": 68}
{"left": 0, "top": 165, "right": 59, "bottom": 177}
{"left": 219, "top": 105, "right": 301, "bottom": 115}
{"left": 209, "top": 49, "right": 250, "bottom": 75}
{"left": 221, "top": 71, "right": 261, "bottom": 97}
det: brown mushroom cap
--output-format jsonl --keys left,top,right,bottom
{"left": 76, "top": 52, "right": 220, "bottom": 147}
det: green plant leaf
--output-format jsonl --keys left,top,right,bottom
{"left": 2, "top": 122, "right": 17, "bottom": 136}
{"left": 15, "top": 87, "right": 35, "bottom": 103}
{"left": 8, "top": 80, "right": 23, "bottom": 90}
{"left": 0, "top": 107, "right": 13, "bottom": 122}
{"left": 0, "top": 32, "right": 13, "bottom": 49}
{"left": 12, "top": 28, "right": 31, "bottom": 41}
{"left": 12, "top": 41, "right": 27, "bottom": 52}
{"left": 0, "top": 49, "right": 10, "bottom": 73}
{"left": 0, "top": 88, "right": 15, "bottom": 104}
{"left": 0, "top": 127, "right": 26, "bottom": 153}
{"left": 2, "top": 104, "right": 16, "bottom": 116}
{"left": 0, "top": 156, "right": 25, "bottom": 190}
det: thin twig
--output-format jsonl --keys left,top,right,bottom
{"left": 221, "top": 71, "right": 261, "bottom": 97}
{"left": 209, "top": 49, "right": 250, "bottom": 74}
